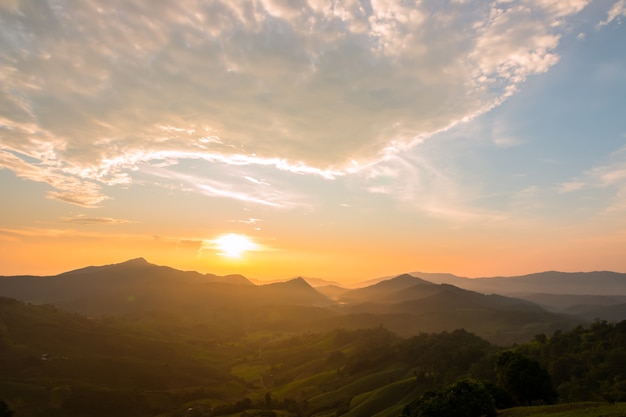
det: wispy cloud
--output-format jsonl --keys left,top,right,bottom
{"left": 60, "top": 214, "right": 133, "bottom": 225}
{"left": 0, "top": 148, "right": 109, "bottom": 207}
{"left": 0, "top": 0, "right": 595, "bottom": 206}
{"left": 558, "top": 181, "right": 586, "bottom": 193}
{"left": 231, "top": 218, "right": 262, "bottom": 225}
{"left": 142, "top": 164, "right": 308, "bottom": 209}
{"left": 356, "top": 146, "right": 505, "bottom": 222}
{"left": 558, "top": 145, "right": 626, "bottom": 214}
{"left": 601, "top": 0, "right": 626, "bottom": 25}
{"left": 0, "top": 227, "right": 229, "bottom": 254}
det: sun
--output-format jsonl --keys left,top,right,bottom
{"left": 213, "top": 233, "right": 257, "bottom": 258}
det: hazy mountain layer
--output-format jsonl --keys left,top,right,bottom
{"left": 407, "top": 270, "right": 626, "bottom": 296}
{"left": 1, "top": 259, "right": 624, "bottom": 344}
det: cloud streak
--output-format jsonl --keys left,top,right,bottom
{"left": 558, "top": 145, "right": 626, "bottom": 215}
{"left": 60, "top": 214, "right": 133, "bottom": 225}
{"left": 0, "top": 0, "right": 594, "bottom": 206}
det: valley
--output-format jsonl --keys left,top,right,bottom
{"left": 1, "top": 259, "right": 626, "bottom": 416}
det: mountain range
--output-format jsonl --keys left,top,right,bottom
{"left": 406, "top": 270, "right": 626, "bottom": 296}
{"left": 1, "top": 259, "right": 626, "bottom": 344}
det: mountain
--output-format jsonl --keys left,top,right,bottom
{"left": 558, "top": 301, "right": 626, "bottom": 321}
{"left": 406, "top": 271, "right": 471, "bottom": 286}
{"left": 248, "top": 276, "right": 341, "bottom": 287}
{"left": 354, "top": 270, "right": 626, "bottom": 323}
{"left": 518, "top": 293, "right": 626, "bottom": 312}
{"left": 0, "top": 258, "right": 250, "bottom": 314}
{"left": 339, "top": 274, "right": 434, "bottom": 303}
{"left": 0, "top": 259, "right": 334, "bottom": 316}
{"left": 303, "top": 277, "right": 342, "bottom": 287}
{"left": 2, "top": 292, "right": 625, "bottom": 417}
{"left": 407, "top": 271, "right": 626, "bottom": 296}
{"left": 0, "top": 296, "right": 245, "bottom": 417}
{"left": 0, "top": 257, "right": 252, "bottom": 302}
{"left": 0, "top": 259, "right": 612, "bottom": 344}
{"left": 315, "top": 284, "right": 350, "bottom": 300}
{"left": 333, "top": 282, "right": 575, "bottom": 345}
{"left": 257, "top": 277, "right": 333, "bottom": 305}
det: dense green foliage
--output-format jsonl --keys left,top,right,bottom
{"left": 1, "top": 295, "right": 626, "bottom": 417}
{"left": 399, "top": 348, "right": 556, "bottom": 417}
{"left": 495, "top": 351, "right": 557, "bottom": 405}
{"left": 518, "top": 320, "right": 626, "bottom": 403}
{"left": 401, "top": 379, "right": 496, "bottom": 417}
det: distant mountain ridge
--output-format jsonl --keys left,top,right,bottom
{"left": 338, "top": 274, "right": 433, "bottom": 303}
{"left": 403, "top": 270, "right": 626, "bottom": 296}
{"left": 1, "top": 259, "right": 625, "bottom": 344}
{"left": 0, "top": 258, "right": 334, "bottom": 314}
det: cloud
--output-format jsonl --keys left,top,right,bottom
{"left": 0, "top": 147, "right": 109, "bottom": 207}
{"left": 558, "top": 181, "right": 585, "bottom": 193}
{"left": 0, "top": 226, "right": 225, "bottom": 254}
{"left": 491, "top": 120, "right": 526, "bottom": 147}
{"left": 60, "top": 214, "right": 132, "bottom": 225}
{"left": 558, "top": 145, "right": 626, "bottom": 213}
{"left": 601, "top": 0, "right": 626, "bottom": 25}
{"left": 0, "top": 0, "right": 593, "bottom": 205}
{"left": 231, "top": 218, "right": 262, "bottom": 225}
{"left": 142, "top": 164, "right": 308, "bottom": 208}
{"left": 356, "top": 145, "right": 504, "bottom": 222}
{"left": 0, "top": 227, "right": 124, "bottom": 239}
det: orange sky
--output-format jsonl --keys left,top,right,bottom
{"left": 1, "top": 1, "right": 626, "bottom": 283}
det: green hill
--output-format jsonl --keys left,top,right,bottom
{"left": 2, "top": 260, "right": 626, "bottom": 417}
{"left": 0, "top": 297, "right": 246, "bottom": 416}
{"left": 498, "top": 402, "right": 626, "bottom": 417}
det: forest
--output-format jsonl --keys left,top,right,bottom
{"left": 1, "top": 294, "right": 626, "bottom": 417}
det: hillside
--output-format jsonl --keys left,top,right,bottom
{"left": 0, "top": 301, "right": 495, "bottom": 417}
{"left": 339, "top": 274, "right": 434, "bottom": 303}
{"left": 2, "top": 295, "right": 626, "bottom": 417}
{"left": 0, "top": 260, "right": 595, "bottom": 345}
{"left": 498, "top": 403, "right": 626, "bottom": 416}
{"left": 0, "top": 259, "right": 332, "bottom": 315}
{"left": 326, "top": 276, "right": 578, "bottom": 345}
{"left": 0, "top": 296, "right": 247, "bottom": 417}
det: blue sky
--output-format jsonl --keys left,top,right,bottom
{"left": 1, "top": 0, "right": 625, "bottom": 281}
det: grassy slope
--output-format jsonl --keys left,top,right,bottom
{"left": 0, "top": 298, "right": 248, "bottom": 416}
{"left": 498, "top": 402, "right": 626, "bottom": 416}
{"left": 345, "top": 377, "right": 419, "bottom": 417}
{"left": 5, "top": 295, "right": 626, "bottom": 417}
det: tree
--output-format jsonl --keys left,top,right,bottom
{"left": 496, "top": 350, "right": 557, "bottom": 405}
{"left": 402, "top": 379, "right": 497, "bottom": 417}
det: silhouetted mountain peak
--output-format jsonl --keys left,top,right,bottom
{"left": 122, "top": 257, "right": 150, "bottom": 265}
{"left": 58, "top": 257, "right": 156, "bottom": 276}
{"left": 394, "top": 273, "right": 415, "bottom": 280}
{"left": 257, "top": 277, "right": 332, "bottom": 305}
{"left": 377, "top": 273, "right": 433, "bottom": 289}
{"left": 282, "top": 277, "right": 313, "bottom": 288}
{"left": 338, "top": 273, "right": 434, "bottom": 303}
{"left": 205, "top": 273, "right": 253, "bottom": 285}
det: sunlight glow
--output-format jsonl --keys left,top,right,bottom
{"left": 213, "top": 233, "right": 257, "bottom": 258}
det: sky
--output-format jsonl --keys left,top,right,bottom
{"left": 1, "top": 0, "right": 626, "bottom": 283}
